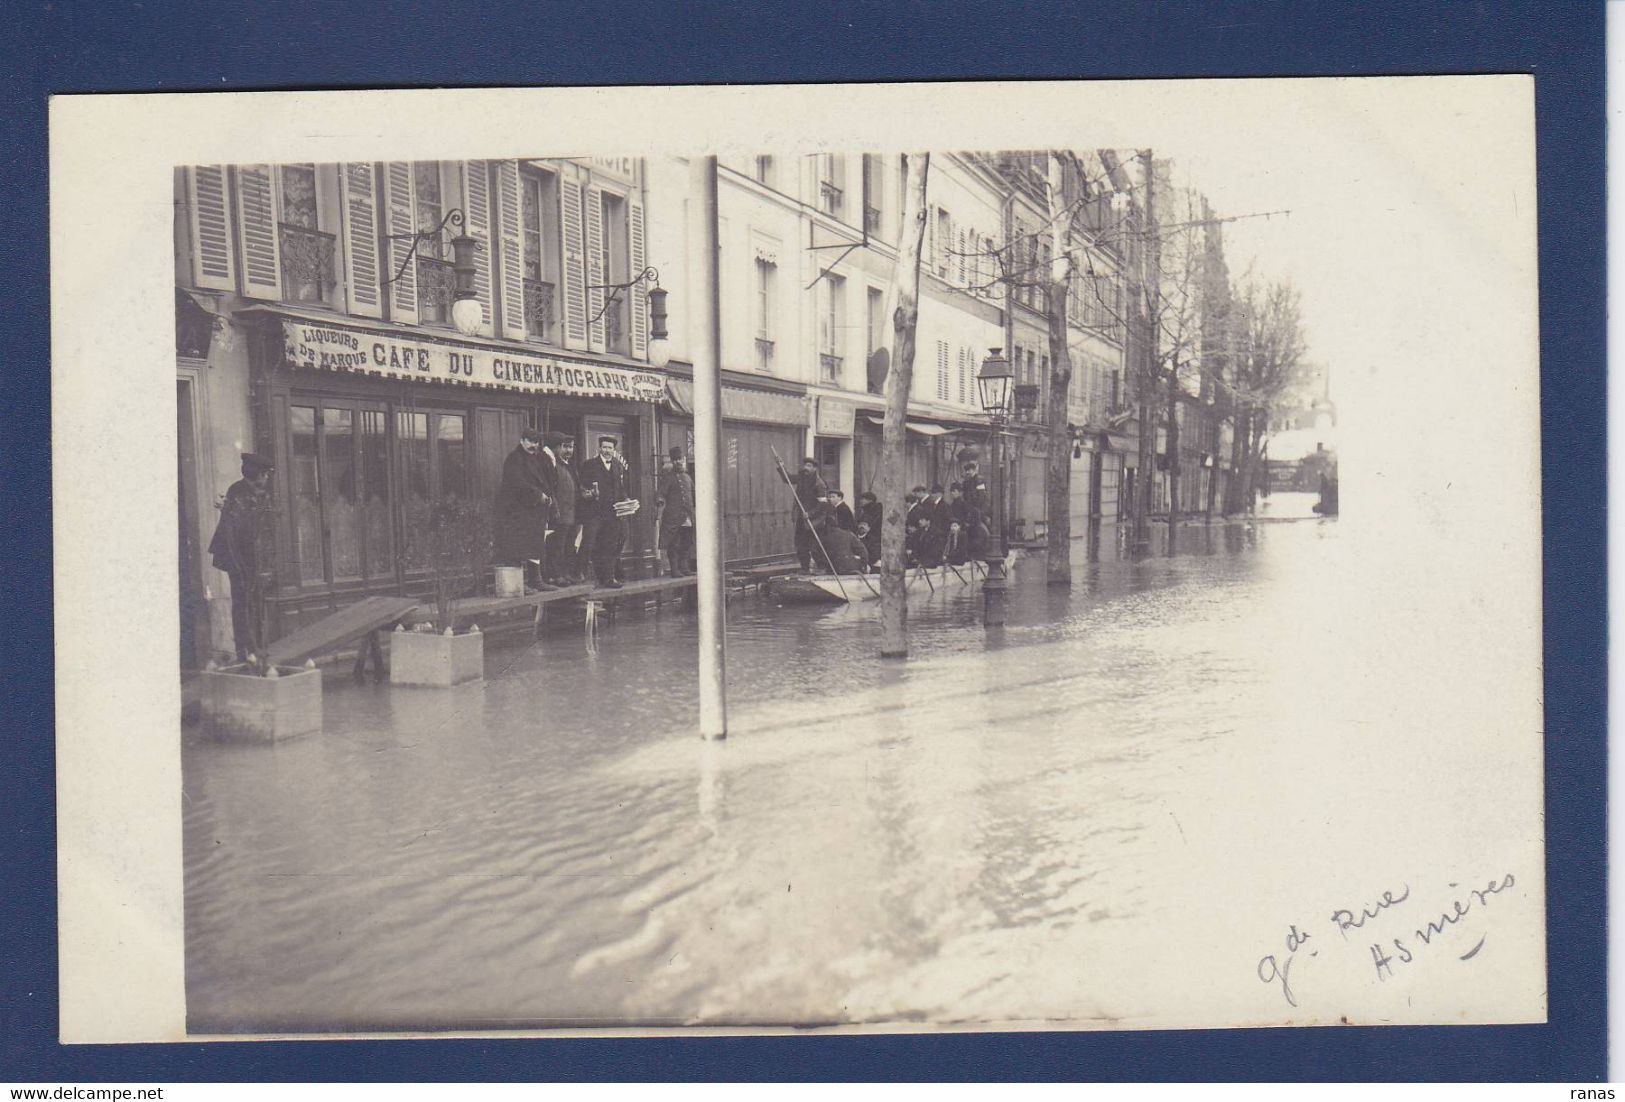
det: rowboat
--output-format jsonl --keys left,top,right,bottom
{"left": 763, "top": 551, "right": 1021, "bottom": 605}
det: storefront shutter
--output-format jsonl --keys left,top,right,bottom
{"left": 339, "top": 162, "right": 383, "bottom": 318}
{"left": 560, "top": 177, "right": 588, "bottom": 349}
{"left": 492, "top": 161, "right": 527, "bottom": 341}
{"left": 381, "top": 162, "right": 418, "bottom": 325}
{"left": 186, "top": 166, "right": 237, "bottom": 292}
{"left": 459, "top": 161, "right": 494, "bottom": 337}
{"left": 584, "top": 185, "right": 606, "bottom": 353}
{"left": 233, "top": 165, "right": 283, "bottom": 300}
{"left": 629, "top": 193, "right": 648, "bottom": 359}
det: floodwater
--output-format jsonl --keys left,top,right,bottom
{"left": 181, "top": 499, "right": 1540, "bottom": 1033}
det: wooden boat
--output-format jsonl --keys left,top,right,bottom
{"left": 763, "top": 551, "right": 1021, "bottom": 605}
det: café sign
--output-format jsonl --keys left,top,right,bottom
{"left": 282, "top": 320, "right": 665, "bottom": 402}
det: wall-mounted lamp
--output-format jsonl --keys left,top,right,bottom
{"left": 647, "top": 282, "right": 671, "bottom": 368}
{"left": 383, "top": 208, "right": 487, "bottom": 337}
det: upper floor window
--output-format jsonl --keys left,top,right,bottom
{"left": 755, "top": 155, "right": 775, "bottom": 187}
{"left": 934, "top": 208, "right": 951, "bottom": 277}
{"left": 413, "top": 162, "right": 455, "bottom": 325}
{"left": 277, "top": 164, "right": 335, "bottom": 304}
{"left": 599, "top": 189, "right": 631, "bottom": 355}
{"left": 520, "top": 169, "right": 560, "bottom": 342}
{"left": 818, "top": 273, "right": 846, "bottom": 383}
{"left": 754, "top": 257, "right": 776, "bottom": 372}
{"left": 818, "top": 154, "right": 845, "bottom": 218}
{"left": 861, "top": 154, "right": 882, "bottom": 236}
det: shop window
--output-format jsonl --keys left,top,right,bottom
{"left": 277, "top": 164, "right": 335, "bottom": 304}
{"left": 360, "top": 410, "right": 393, "bottom": 578}
{"left": 289, "top": 406, "right": 324, "bottom": 585}
{"left": 934, "top": 208, "right": 951, "bottom": 276}
{"left": 322, "top": 407, "right": 360, "bottom": 580}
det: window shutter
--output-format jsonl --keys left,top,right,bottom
{"left": 381, "top": 162, "right": 418, "bottom": 325}
{"left": 186, "top": 166, "right": 236, "bottom": 291}
{"left": 584, "top": 185, "right": 606, "bottom": 352}
{"left": 955, "top": 226, "right": 967, "bottom": 285}
{"left": 494, "top": 161, "right": 527, "bottom": 341}
{"left": 937, "top": 340, "right": 949, "bottom": 401}
{"left": 233, "top": 165, "right": 282, "bottom": 300}
{"left": 925, "top": 208, "right": 936, "bottom": 273}
{"left": 459, "top": 161, "right": 494, "bottom": 336}
{"left": 629, "top": 193, "right": 648, "bottom": 359}
{"left": 339, "top": 162, "right": 383, "bottom": 318}
{"left": 560, "top": 177, "right": 588, "bottom": 349}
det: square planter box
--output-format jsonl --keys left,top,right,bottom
{"left": 200, "top": 665, "right": 323, "bottom": 743}
{"left": 389, "top": 628, "right": 484, "bottom": 687}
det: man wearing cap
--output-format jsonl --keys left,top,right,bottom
{"left": 208, "top": 453, "right": 275, "bottom": 662}
{"left": 781, "top": 456, "right": 829, "bottom": 572}
{"left": 493, "top": 428, "right": 554, "bottom": 591}
{"left": 657, "top": 446, "right": 696, "bottom": 577}
{"left": 953, "top": 459, "right": 991, "bottom": 558}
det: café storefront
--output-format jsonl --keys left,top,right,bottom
{"left": 239, "top": 307, "right": 667, "bottom": 638}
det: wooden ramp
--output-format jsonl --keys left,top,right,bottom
{"left": 260, "top": 595, "right": 420, "bottom": 668}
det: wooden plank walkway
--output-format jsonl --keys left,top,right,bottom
{"left": 260, "top": 595, "right": 420, "bottom": 669}
{"left": 408, "top": 574, "right": 699, "bottom": 630}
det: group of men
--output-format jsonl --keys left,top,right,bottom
{"left": 786, "top": 456, "right": 992, "bottom": 576}
{"left": 494, "top": 430, "right": 638, "bottom": 590}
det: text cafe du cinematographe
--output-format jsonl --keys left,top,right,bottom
{"left": 281, "top": 321, "right": 666, "bottom": 401}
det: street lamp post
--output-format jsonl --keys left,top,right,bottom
{"left": 977, "top": 348, "right": 1014, "bottom": 627}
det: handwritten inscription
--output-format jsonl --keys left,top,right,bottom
{"left": 1257, "top": 874, "right": 1516, "bottom": 1006}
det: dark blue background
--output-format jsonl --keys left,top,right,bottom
{"left": 1, "top": 0, "right": 1605, "bottom": 1083}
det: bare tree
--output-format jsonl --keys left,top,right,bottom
{"left": 876, "top": 152, "right": 931, "bottom": 658}
{"left": 1226, "top": 277, "right": 1309, "bottom": 513}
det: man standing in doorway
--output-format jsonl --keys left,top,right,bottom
{"left": 494, "top": 428, "right": 554, "bottom": 591}
{"left": 578, "top": 436, "right": 634, "bottom": 588}
{"left": 208, "top": 452, "right": 275, "bottom": 663}
{"left": 658, "top": 447, "right": 696, "bottom": 576}
{"left": 544, "top": 434, "right": 581, "bottom": 585}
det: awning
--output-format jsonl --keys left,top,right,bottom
{"left": 665, "top": 378, "right": 809, "bottom": 426}
{"left": 859, "top": 414, "right": 957, "bottom": 436}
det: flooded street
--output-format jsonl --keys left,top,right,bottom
{"left": 182, "top": 505, "right": 1543, "bottom": 1033}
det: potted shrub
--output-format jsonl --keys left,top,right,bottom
{"left": 390, "top": 496, "right": 492, "bottom": 688}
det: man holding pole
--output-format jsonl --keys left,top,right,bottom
{"left": 785, "top": 456, "right": 829, "bottom": 572}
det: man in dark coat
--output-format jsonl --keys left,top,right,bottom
{"left": 906, "top": 513, "right": 946, "bottom": 568}
{"left": 577, "top": 436, "right": 635, "bottom": 588}
{"left": 657, "top": 447, "right": 696, "bottom": 576}
{"left": 544, "top": 435, "right": 581, "bottom": 584}
{"left": 855, "top": 491, "right": 882, "bottom": 565}
{"left": 208, "top": 452, "right": 275, "bottom": 662}
{"left": 494, "top": 428, "right": 554, "bottom": 589}
{"left": 815, "top": 514, "right": 871, "bottom": 575}
{"left": 828, "top": 490, "right": 856, "bottom": 532}
{"left": 953, "top": 460, "right": 991, "bottom": 558}
{"left": 783, "top": 457, "right": 829, "bottom": 572}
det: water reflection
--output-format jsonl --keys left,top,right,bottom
{"left": 185, "top": 516, "right": 1332, "bottom": 1031}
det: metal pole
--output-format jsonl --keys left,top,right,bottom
{"left": 983, "top": 416, "right": 1008, "bottom": 626}
{"left": 691, "top": 156, "right": 728, "bottom": 739}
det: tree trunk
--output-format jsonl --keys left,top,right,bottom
{"left": 1043, "top": 156, "right": 1074, "bottom": 586}
{"left": 877, "top": 153, "right": 930, "bottom": 658}
{"left": 1131, "top": 148, "right": 1157, "bottom": 555}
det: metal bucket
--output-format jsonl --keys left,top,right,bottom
{"left": 493, "top": 565, "right": 525, "bottom": 597}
